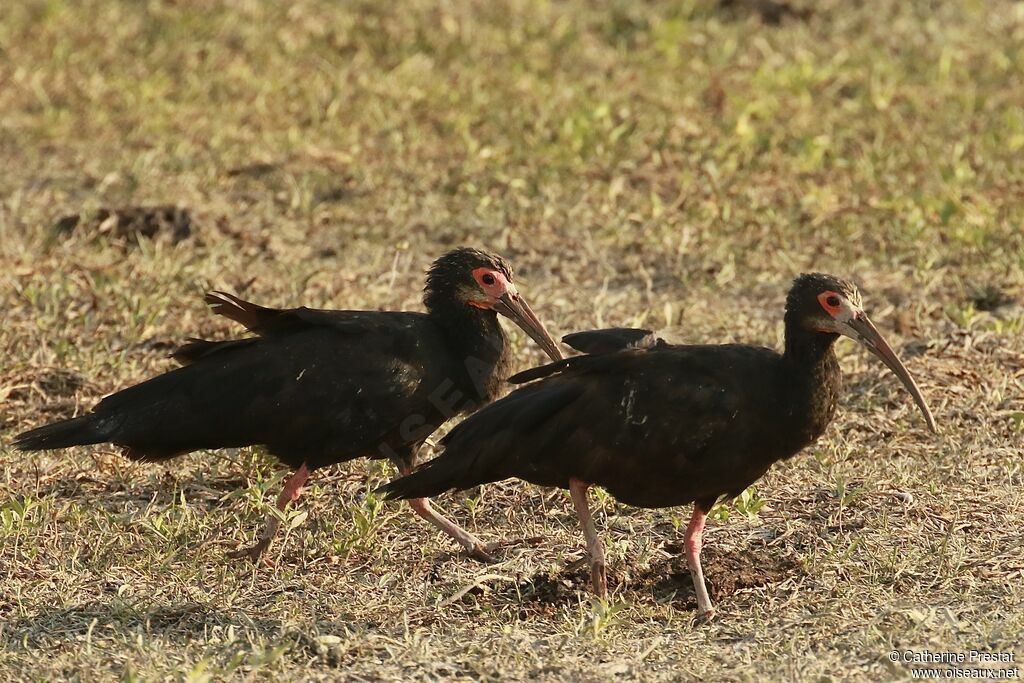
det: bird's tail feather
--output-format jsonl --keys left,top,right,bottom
{"left": 12, "top": 415, "right": 108, "bottom": 451}
{"left": 377, "top": 455, "right": 468, "bottom": 500}
{"left": 561, "top": 327, "right": 656, "bottom": 355}
{"left": 379, "top": 383, "right": 583, "bottom": 501}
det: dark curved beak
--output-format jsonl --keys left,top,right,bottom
{"left": 844, "top": 313, "right": 937, "bottom": 433}
{"left": 493, "top": 292, "right": 563, "bottom": 362}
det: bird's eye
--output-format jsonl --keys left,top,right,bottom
{"left": 482, "top": 273, "right": 496, "bottom": 286}
{"left": 826, "top": 295, "right": 841, "bottom": 307}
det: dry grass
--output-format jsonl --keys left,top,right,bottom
{"left": 2, "top": 0, "right": 1023, "bottom": 680}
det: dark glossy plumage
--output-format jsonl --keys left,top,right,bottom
{"left": 560, "top": 327, "right": 659, "bottom": 355}
{"left": 380, "top": 332, "right": 839, "bottom": 510}
{"left": 402, "top": 340, "right": 835, "bottom": 509}
{"left": 35, "top": 303, "right": 508, "bottom": 471}
{"left": 380, "top": 273, "right": 936, "bottom": 613}
{"left": 15, "top": 247, "right": 562, "bottom": 562}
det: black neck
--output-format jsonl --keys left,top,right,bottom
{"left": 783, "top": 313, "right": 838, "bottom": 366}
{"left": 780, "top": 315, "right": 842, "bottom": 450}
{"left": 426, "top": 298, "right": 510, "bottom": 404}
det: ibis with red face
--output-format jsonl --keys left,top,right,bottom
{"left": 15, "top": 248, "right": 563, "bottom": 563}
{"left": 379, "top": 273, "right": 937, "bottom": 615}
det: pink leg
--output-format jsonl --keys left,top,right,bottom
{"left": 229, "top": 463, "right": 310, "bottom": 563}
{"left": 569, "top": 478, "right": 608, "bottom": 599}
{"left": 685, "top": 504, "right": 715, "bottom": 616}
{"left": 394, "top": 459, "right": 496, "bottom": 563}
{"left": 407, "top": 498, "right": 496, "bottom": 563}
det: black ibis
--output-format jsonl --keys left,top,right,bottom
{"left": 14, "top": 247, "right": 563, "bottom": 563}
{"left": 379, "top": 273, "right": 937, "bottom": 615}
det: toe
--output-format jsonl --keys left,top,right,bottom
{"left": 694, "top": 606, "right": 717, "bottom": 622}
{"left": 468, "top": 544, "right": 499, "bottom": 563}
{"left": 227, "top": 540, "right": 270, "bottom": 563}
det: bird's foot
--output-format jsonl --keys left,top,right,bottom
{"left": 466, "top": 542, "right": 499, "bottom": 564}
{"left": 227, "top": 538, "right": 273, "bottom": 565}
{"left": 590, "top": 560, "right": 608, "bottom": 600}
{"left": 694, "top": 606, "right": 717, "bottom": 623}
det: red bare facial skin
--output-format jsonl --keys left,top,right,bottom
{"left": 817, "top": 290, "right": 843, "bottom": 317}
{"left": 468, "top": 266, "right": 514, "bottom": 309}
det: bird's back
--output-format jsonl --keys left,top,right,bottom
{"left": 384, "top": 342, "right": 816, "bottom": 509}
{"left": 26, "top": 310, "right": 482, "bottom": 469}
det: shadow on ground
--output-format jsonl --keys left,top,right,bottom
{"left": 488, "top": 543, "right": 803, "bottom": 617}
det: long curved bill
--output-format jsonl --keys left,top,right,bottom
{"left": 493, "top": 292, "right": 563, "bottom": 362}
{"left": 845, "top": 314, "right": 937, "bottom": 433}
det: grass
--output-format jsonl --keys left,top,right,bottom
{"left": 2, "top": 0, "right": 1023, "bottom": 679}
